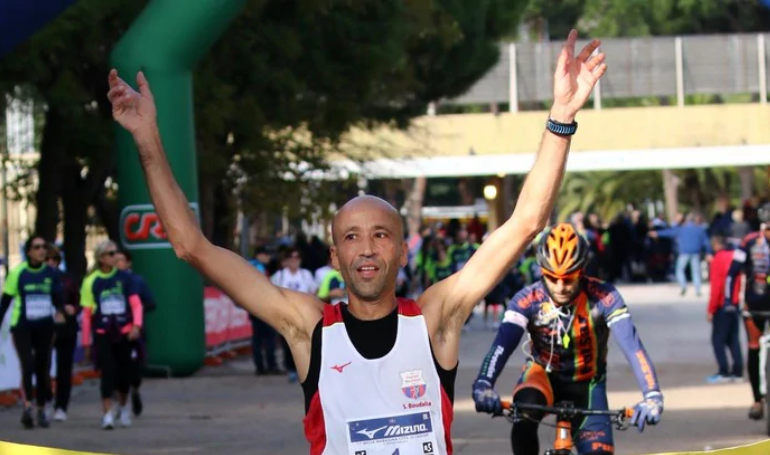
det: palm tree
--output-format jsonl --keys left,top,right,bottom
{"left": 558, "top": 170, "right": 662, "bottom": 221}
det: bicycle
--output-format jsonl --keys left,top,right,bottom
{"left": 498, "top": 400, "right": 633, "bottom": 455}
{"left": 742, "top": 309, "right": 770, "bottom": 436}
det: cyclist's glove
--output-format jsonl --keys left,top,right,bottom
{"left": 472, "top": 379, "right": 502, "bottom": 416}
{"left": 631, "top": 391, "right": 664, "bottom": 432}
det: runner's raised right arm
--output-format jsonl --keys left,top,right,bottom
{"left": 106, "top": 70, "right": 322, "bottom": 339}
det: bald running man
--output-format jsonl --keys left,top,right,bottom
{"left": 108, "top": 30, "right": 606, "bottom": 455}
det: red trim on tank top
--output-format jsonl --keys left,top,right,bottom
{"left": 303, "top": 391, "right": 327, "bottom": 455}
{"left": 440, "top": 385, "right": 454, "bottom": 455}
{"left": 397, "top": 298, "right": 421, "bottom": 316}
{"left": 323, "top": 303, "right": 344, "bottom": 326}
{"left": 324, "top": 298, "right": 420, "bottom": 326}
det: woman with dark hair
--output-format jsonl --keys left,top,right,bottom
{"left": 0, "top": 235, "right": 63, "bottom": 429}
{"left": 80, "top": 240, "right": 143, "bottom": 429}
{"left": 45, "top": 245, "right": 81, "bottom": 422}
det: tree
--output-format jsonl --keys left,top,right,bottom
{"left": 192, "top": 0, "right": 528, "bottom": 243}
{"left": 558, "top": 170, "right": 663, "bottom": 222}
{"left": 525, "top": 0, "right": 770, "bottom": 40}
{"left": 0, "top": 0, "right": 148, "bottom": 279}
{"left": 0, "top": 0, "right": 526, "bottom": 273}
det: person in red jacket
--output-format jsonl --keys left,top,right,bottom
{"left": 706, "top": 235, "right": 743, "bottom": 384}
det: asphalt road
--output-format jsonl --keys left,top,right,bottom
{"left": 1, "top": 283, "right": 768, "bottom": 455}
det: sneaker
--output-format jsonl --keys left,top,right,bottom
{"left": 287, "top": 371, "right": 299, "bottom": 383}
{"left": 131, "top": 391, "right": 143, "bottom": 417}
{"left": 53, "top": 408, "right": 67, "bottom": 422}
{"left": 21, "top": 407, "right": 34, "bottom": 429}
{"left": 730, "top": 375, "right": 746, "bottom": 384}
{"left": 749, "top": 402, "right": 764, "bottom": 421}
{"left": 102, "top": 411, "right": 115, "bottom": 430}
{"left": 37, "top": 409, "right": 50, "bottom": 428}
{"left": 706, "top": 374, "right": 731, "bottom": 384}
{"left": 119, "top": 407, "right": 132, "bottom": 427}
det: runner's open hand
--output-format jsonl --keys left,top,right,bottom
{"left": 107, "top": 69, "right": 157, "bottom": 135}
{"left": 551, "top": 30, "right": 607, "bottom": 123}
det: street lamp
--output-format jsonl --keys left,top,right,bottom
{"left": 483, "top": 184, "right": 497, "bottom": 201}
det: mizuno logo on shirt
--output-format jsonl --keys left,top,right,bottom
{"left": 331, "top": 361, "right": 352, "bottom": 373}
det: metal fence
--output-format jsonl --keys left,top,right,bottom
{"left": 447, "top": 33, "right": 770, "bottom": 109}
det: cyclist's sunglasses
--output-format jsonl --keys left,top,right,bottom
{"left": 542, "top": 270, "right": 581, "bottom": 285}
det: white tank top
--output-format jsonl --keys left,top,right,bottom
{"left": 304, "top": 299, "right": 453, "bottom": 455}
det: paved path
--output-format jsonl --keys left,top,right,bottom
{"left": 1, "top": 283, "right": 768, "bottom": 454}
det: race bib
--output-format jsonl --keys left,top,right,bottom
{"left": 100, "top": 295, "right": 127, "bottom": 316}
{"left": 347, "top": 411, "right": 439, "bottom": 455}
{"left": 25, "top": 295, "right": 52, "bottom": 321}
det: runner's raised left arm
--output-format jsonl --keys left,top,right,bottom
{"left": 421, "top": 30, "right": 607, "bottom": 322}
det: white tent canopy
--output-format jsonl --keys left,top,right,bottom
{"left": 324, "top": 144, "right": 770, "bottom": 179}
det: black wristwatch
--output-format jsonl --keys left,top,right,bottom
{"left": 546, "top": 118, "right": 578, "bottom": 136}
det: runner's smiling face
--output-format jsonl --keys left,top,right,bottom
{"left": 330, "top": 196, "right": 408, "bottom": 304}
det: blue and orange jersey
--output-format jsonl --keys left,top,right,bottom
{"left": 477, "top": 278, "right": 660, "bottom": 396}
{"left": 725, "top": 231, "right": 770, "bottom": 307}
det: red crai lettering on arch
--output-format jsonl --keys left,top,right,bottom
{"left": 119, "top": 203, "right": 197, "bottom": 250}
{"left": 124, "top": 212, "right": 167, "bottom": 242}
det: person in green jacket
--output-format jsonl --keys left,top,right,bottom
{"left": 317, "top": 269, "right": 347, "bottom": 305}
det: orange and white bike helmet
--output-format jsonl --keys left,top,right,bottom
{"left": 535, "top": 222, "right": 589, "bottom": 279}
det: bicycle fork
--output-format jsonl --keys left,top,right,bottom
{"left": 544, "top": 419, "right": 573, "bottom": 455}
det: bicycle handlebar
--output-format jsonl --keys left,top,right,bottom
{"left": 500, "top": 400, "right": 634, "bottom": 419}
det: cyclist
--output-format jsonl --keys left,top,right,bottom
{"left": 724, "top": 202, "right": 770, "bottom": 420}
{"left": 108, "top": 29, "right": 606, "bottom": 454}
{"left": 473, "top": 223, "right": 663, "bottom": 455}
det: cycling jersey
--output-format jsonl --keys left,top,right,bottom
{"left": 725, "top": 231, "right": 770, "bottom": 308}
{"left": 0, "top": 261, "right": 62, "bottom": 328}
{"left": 478, "top": 278, "right": 660, "bottom": 396}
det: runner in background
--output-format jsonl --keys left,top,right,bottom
{"left": 0, "top": 236, "right": 63, "bottom": 429}
{"left": 115, "top": 250, "right": 156, "bottom": 417}
{"left": 270, "top": 247, "right": 316, "bottom": 383}
{"left": 448, "top": 226, "right": 479, "bottom": 273}
{"left": 314, "top": 252, "right": 334, "bottom": 292}
{"left": 248, "top": 246, "right": 280, "bottom": 376}
{"left": 46, "top": 245, "right": 81, "bottom": 422}
{"left": 81, "top": 241, "right": 143, "bottom": 429}
{"left": 317, "top": 269, "right": 347, "bottom": 305}
{"left": 450, "top": 227, "right": 480, "bottom": 329}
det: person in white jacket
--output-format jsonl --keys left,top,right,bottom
{"left": 270, "top": 247, "right": 316, "bottom": 382}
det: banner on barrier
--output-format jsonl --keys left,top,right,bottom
{"left": 1, "top": 439, "right": 770, "bottom": 455}
{"left": 0, "top": 310, "right": 21, "bottom": 391}
{"left": 203, "top": 286, "right": 251, "bottom": 352}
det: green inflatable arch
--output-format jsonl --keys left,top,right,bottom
{"left": 111, "top": 0, "right": 247, "bottom": 376}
